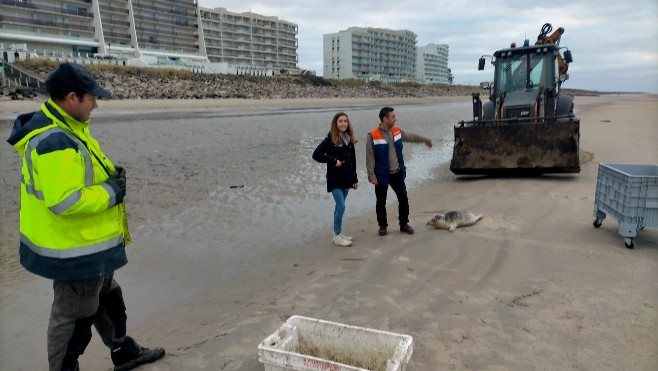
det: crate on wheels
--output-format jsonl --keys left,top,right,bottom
{"left": 258, "top": 315, "right": 413, "bottom": 371}
{"left": 592, "top": 163, "right": 658, "bottom": 248}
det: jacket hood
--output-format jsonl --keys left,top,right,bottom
{"left": 7, "top": 110, "right": 45, "bottom": 154}
{"left": 7, "top": 101, "right": 77, "bottom": 155}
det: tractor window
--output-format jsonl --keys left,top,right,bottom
{"left": 528, "top": 56, "right": 545, "bottom": 88}
{"left": 553, "top": 57, "right": 560, "bottom": 94}
{"left": 497, "top": 53, "right": 548, "bottom": 93}
{"left": 498, "top": 54, "right": 526, "bottom": 93}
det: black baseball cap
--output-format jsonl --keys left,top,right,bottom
{"left": 45, "top": 62, "right": 111, "bottom": 97}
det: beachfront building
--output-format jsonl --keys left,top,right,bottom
{"left": 416, "top": 43, "right": 450, "bottom": 84}
{"left": 0, "top": 0, "right": 207, "bottom": 68}
{"left": 198, "top": 7, "right": 299, "bottom": 76}
{"left": 323, "top": 27, "right": 417, "bottom": 82}
{"left": 0, "top": 1, "right": 299, "bottom": 75}
{"left": 0, "top": 0, "right": 98, "bottom": 59}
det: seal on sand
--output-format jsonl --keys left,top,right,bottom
{"left": 427, "top": 211, "right": 484, "bottom": 232}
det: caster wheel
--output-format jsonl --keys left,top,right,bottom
{"left": 593, "top": 218, "right": 602, "bottom": 228}
{"left": 624, "top": 238, "right": 634, "bottom": 249}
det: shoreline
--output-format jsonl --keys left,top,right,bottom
{"left": 4, "top": 92, "right": 655, "bottom": 116}
{"left": 1, "top": 96, "right": 468, "bottom": 120}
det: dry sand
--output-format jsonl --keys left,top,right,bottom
{"left": 0, "top": 95, "right": 657, "bottom": 370}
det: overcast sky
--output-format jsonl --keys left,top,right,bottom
{"left": 199, "top": 0, "right": 658, "bottom": 94}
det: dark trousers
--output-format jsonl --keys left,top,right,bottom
{"left": 374, "top": 170, "right": 409, "bottom": 229}
{"left": 48, "top": 274, "right": 128, "bottom": 371}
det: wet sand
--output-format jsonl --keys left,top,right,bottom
{"left": 1, "top": 95, "right": 657, "bottom": 370}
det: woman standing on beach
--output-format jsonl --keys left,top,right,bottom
{"left": 313, "top": 112, "right": 359, "bottom": 247}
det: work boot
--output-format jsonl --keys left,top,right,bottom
{"left": 60, "top": 356, "right": 80, "bottom": 371}
{"left": 400, "top": 224, "right": 414, "bottom": 234}
{"left": 378, "top": 227, "right": 387, "bottom": 236}
{"left": 112, "top": 337, "right": 165, "bottom": 371}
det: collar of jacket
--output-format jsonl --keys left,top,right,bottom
{"left": 42, "top": 98, "right": 89, "bottom": 137}
{"left": 41, "top": 99, "right": 113, "bottom": 177}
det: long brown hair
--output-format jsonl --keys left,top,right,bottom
{"left": 329, "top": 112, "right": 356, "bottom": 145}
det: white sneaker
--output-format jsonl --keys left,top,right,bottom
{"left": 333, "top": 235, "right": 352, "bottom": 247}
{"left": 339, "top": 234, "right": 353, "bottom": 241}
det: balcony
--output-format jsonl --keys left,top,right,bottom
{"left": 148, "top": 0, "right": 197, "bottom": 10}
{"left": 135, "top": 27, "right": 198, "bottom": 41}
{"left": 103, "top": 31, "right": 131, "bottom": 42}
{"left": 139, "top": 37, "right": 199, "bottom": 51}
{"left": 98, "top": 4, "right": 130, "bottom": 15}
{"left": 1, "top": 0, "right": 94, "bottom": 19}
{"left": 132, "top": 2, "right": 197, "bottom": 19}
{"left": 133, "top": 16, "right": 197, "bottom": 35}
{"left": 0, "top": 14, "right": 95, "bottom": 33}
{"left": 102, "top": 18, "right": 131, "bottom": 27}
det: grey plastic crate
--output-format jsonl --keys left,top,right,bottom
{"left": 593, "top": 163, "right": 658, "bottom": 248}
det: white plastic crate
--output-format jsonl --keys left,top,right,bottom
{"left": 593, "top": 163, "right": 658, "bottom": 248}
{"left": 258, "top": 315, "right": 413, "bottom": 371}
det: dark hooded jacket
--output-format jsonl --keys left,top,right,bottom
{"left": 312, "top": 133, "right": 358, "bottom": 192}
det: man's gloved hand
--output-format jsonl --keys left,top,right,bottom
{"left": 112, "top": 166, "right": 126, "bottom": 182}
{"left": 106, "top": 177, "right": 126, "bottom": 204}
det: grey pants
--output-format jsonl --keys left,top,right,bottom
{"left": 47, "top": 274, "right": 128, "bottom": 371}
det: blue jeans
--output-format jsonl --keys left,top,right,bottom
{"left": 331, "top": 188, "right": 350, "bottom": 235}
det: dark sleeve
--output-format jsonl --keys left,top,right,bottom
{"left": 365, "top": 133, "right": 376, "bottom": 183}
{"left": 312, "top": 136, "right": 336, "bottom": 164}
{"left": 351, "top": 145, "right": 358, "bottom": 183}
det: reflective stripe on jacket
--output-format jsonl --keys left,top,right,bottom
{"left": 7, "top": 99, "right": 130, "bottom": 280}
{"left": 370, "top": 126, "right": 405, "bottom": 186}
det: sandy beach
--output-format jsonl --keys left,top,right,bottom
{"left": 0, "top": 94, "right": 656, "bottom": 370}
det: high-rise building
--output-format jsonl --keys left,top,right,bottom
{"left": 199, "top": 7, "right": 298, "bottom": 75}
{"left": 323, "top": 27, "right": 417, "bottom": 82}
{"left": 0, "top": 0, "right": 206, "bottom": 65}
{"left": 1, "top": 0, "right": 99, "bottom": 58}
{"left": 417, "top": 43, "right": 449, "bottom": 84}
{"left": 0, "top": 1, "right": 298, "bottom": 74}
{"left": 130, "top": 0, "right": 201, "bottom": 57}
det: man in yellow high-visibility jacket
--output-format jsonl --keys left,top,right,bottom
{"left": 7, "top": 63, "right": 165, "bottom": 371}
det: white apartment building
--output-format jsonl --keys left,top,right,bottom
{"left": 323, "top": 27, "right": 417, "bottom": 82}
{"left": 0, "top": 0, "right": 298, "bottom": 74}
{"left": 417, "top": 43, "right": 449, "bottom": 84}
{"left": 199, "top": 7, "right": 298, "bottom": 75}
{"left": 0, "top": 0, "right": 207, "bottom": 67}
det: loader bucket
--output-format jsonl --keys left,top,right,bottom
{"left": 450, "top": 118, "right": 580, "bottom": 175}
